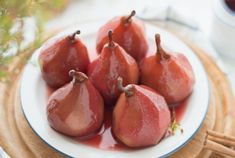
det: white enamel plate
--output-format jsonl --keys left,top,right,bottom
{"left": 20, "top": 20, "right": 209, "bottom": 158}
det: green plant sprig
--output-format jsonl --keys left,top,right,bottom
{"left": 0, "top": 0, "right": 67, "bottom": 81}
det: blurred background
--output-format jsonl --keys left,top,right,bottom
{"left": 45, "top": 0, "right": 211, "bottom": 32}
{"left": 0, "top": 0, "right": 235, "bottom": 91}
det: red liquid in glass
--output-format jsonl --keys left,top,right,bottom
{"left": 225, "top": 0, "right": 235, "bottom": 12}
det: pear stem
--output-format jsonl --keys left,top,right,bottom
{"left": 69, "top": 70, "right": 88, "bottom": 83}
{"left": 108, "top": 30, "right": 115, "bottom": 47}
{"left": 124, "top": 10, "right": 136, "bottom": 23}
{"left": 69, "top": 30, "right": 81, "bottom": 43}
{"left": 155, "top": 34, "right": 170, "bottom": 60}
{"left": 117, "top": 77, "right": 134, "bottom": 97}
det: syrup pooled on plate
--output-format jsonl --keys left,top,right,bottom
{"left": 47, "top": 86, "right": 189, "bottom": 150}
{"left": 174, "top": 98, "right": 189, "bottom": 122}
{"left": 78, "top": 109, "right": 126, "bottom": 150}
{"left": 80, "top": 100, "right": 188, "bottom": 150}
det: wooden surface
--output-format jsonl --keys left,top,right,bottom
{"left": 0, "top": 41, "right": 234, "bottom": 158}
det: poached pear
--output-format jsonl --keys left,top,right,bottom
{"left": 112, "top": 77, "right": 171, "bottom": 147}
{"left": 39, "top": 30, "right": 90, "bottom": 88}
{"left": 47, "top": 70, "right": 104, "bottom": 137}
{"left": 140, "top": 34, "right": 195, "bottom": 105}
{"left": 96, "top": 10, "right": 148, "bottom": 62}
{"left": 88, "top": 30, "right": 139, "bottom": 107}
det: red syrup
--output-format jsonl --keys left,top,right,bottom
{"left": 46, "top": 86, "right": 189, "bottom": 151}
{"left": 174, "top": 98, "right": 189, "bottom": 123}
{"left": 78, "top": 99, "right": 189, "bottom": 150}
{"left": 76, "top": 109, "right": 126, "bottom": 150}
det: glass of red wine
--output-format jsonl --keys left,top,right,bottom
{"left": 224, "top": 0, "right": 235, "bottom": 12}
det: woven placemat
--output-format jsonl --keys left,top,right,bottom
{"left": 0, "top": 37, "right": 234, "bottom": 158}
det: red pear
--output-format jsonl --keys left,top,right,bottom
{"left": 140, "top": 34, "right": 195, "bottom": 104}
{"left": 39, "top": 30, "right": 90, "bottom": 88}
{"left": 96, "top": 10, "right": 148, "bottom": 62}
{"left": 47, "top": 70, "right": 104, "bottom": 137}
{"left": 112, "top": 77, "right": 171, "bottom": 147}
{"left": 88, "top": 30, "right": 139, "bottom": 107}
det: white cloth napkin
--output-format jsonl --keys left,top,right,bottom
{"left": 137, "top": 4, "right": 199, "bottom": 30}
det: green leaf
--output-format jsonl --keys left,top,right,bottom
{"left": 170, "top": 119, "right": 183, "bottom": 135}
{"left": 0, "top": 0, "right": 67, "bottom": 82}
{"left": 0, "top": 71, "right": 8, "bottom": 78}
